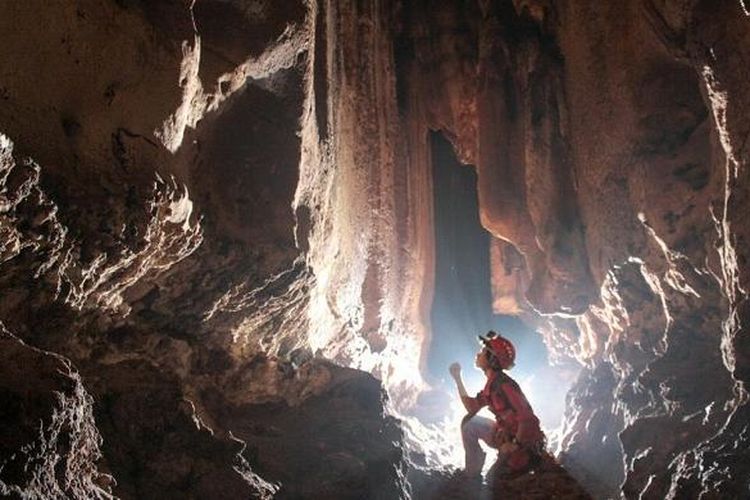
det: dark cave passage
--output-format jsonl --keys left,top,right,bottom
{"left": 427, "top": 130, "right": 493, "bottom": 378}
{"left": 426, "top": 131, "right": 548, "bottom": 394}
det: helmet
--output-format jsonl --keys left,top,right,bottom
{"left": 478, "top": 330, "right": 515, "bottom": 369}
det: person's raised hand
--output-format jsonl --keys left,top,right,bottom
{"left": 449, "top": 362, "right": 462, "bottom": 380}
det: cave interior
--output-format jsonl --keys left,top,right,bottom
{"left": 1, "top": 1, "right": 750, "bottom": 499}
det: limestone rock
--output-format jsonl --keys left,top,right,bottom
{"left": 2, "top": 0, "right": 750, "bottom": 498}
{"left": 0, "top": 325, "right": 112, "bottom": 498}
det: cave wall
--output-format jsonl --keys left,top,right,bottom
{"left": 294, "top": 1, "right": 750, "bottom": 495}
{"left": 389, "top": 0, "right": 750, "bottom": 497}
{"left": 2, "top": 0, "right": 750, "bottom": 498}
{"left": 294, "top": 0, "right": 437, "bottom": 411}
{"left": 0, "top": 0, "right": 407, "bottom": 498}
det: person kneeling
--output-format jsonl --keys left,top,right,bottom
{"left": 449, "top": 331, "right": 546, "bottom": 479}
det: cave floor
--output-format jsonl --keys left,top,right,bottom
{"left": 411, "top": 452, "right": 592, "bottom": 499}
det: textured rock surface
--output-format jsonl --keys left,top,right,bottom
{"left": 0, "top": 1, "right": 406, "bottom": 498}
{"left": 2, "top": 0, "right": 750, "bottom": 499}
{"left": 392, "top": 1, "right": 750, "bottom": 497}
{"left": 206, "top": 359, "right": 406, "bottom": 500}
{"left": 0, "top": 324, "right": 112, "bottom": 498}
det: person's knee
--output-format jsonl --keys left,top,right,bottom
{"left": 460, "top": 419, "right": 470, "bottom": 438}
{"left": 461, "top": 416, "right": 476, "bottom": 438}
{"left": 463, "top": 416, "right": 491, "bottom": 442}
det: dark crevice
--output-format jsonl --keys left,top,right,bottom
{"left": 314, "top": 0, "right": 329, "bottom": 140}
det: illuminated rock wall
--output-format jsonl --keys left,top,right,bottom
{"left": 2, "top": 0, "right": 750, "bottom": 498}
{"left": 390, "top": 1, "right": 750, "bottom": 497}
{"left": 0, "top": 1, "right": 406, "bottom": 497}
{"left": 385, "top": 0, "right": 750, "bottom": 496}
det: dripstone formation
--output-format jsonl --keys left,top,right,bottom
{"left": 1, "top": 1, "right": 749, "bottom": 498}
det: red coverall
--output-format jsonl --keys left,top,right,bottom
{"left": 461, "top": 370, "right": 545, "bottom": 475}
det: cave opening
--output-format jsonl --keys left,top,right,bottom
{"left": 426, "top": 130, "right": 562, "bottom": 430}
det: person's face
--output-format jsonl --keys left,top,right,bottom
{"left": 475, "top": 348, "right": 489, "bottom": 370}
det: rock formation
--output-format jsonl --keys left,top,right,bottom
{"left": 1, "top": 0, "right": 749, "bottom": 498}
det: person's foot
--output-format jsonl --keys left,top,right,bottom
{"left": 449, "top": 469, "right": 483, "bottom": 485}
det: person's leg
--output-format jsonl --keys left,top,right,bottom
{"left": 460, "top": 415, "right": 496, "bottom": 476}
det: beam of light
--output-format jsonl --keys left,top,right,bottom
{"left": 388, "top": 352, "right": 496, "bottom": 471}
{"left": 383, "top": 343, "right": 578, "bottom": 474}
{"left": 303, "top": 253, "right": 575, "bottom": 473}
{"left": 303, "top": 267, "right": 575, "bottom": 469}
{"left": 295, "top": 128, "right": 576, "bottom": 472}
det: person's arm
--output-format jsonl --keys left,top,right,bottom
{"left": 449, "top": 362, "right": 483, "bottom": 414}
